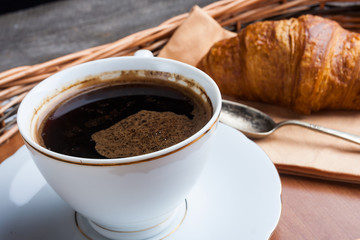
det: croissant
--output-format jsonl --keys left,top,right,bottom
{"left": 197, "top": 15, "right": 360, "bottom": 114}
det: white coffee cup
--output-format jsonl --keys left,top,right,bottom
{"left": 17, "top": 50, "right": 221, "bottom": 239}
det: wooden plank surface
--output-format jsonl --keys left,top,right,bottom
{"left": 1, "top": 1, "right": 360, "bottom": 239}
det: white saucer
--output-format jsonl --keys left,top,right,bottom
{"left": 0, "top": 123, "right": 282, "bottom": 240}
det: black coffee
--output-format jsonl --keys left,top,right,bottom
{"left": 39, "top": 73, "right": 212, "bottom": 158}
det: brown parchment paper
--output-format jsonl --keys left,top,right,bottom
{"left": 159, "top": 6, "right": 360, "bottom": 183}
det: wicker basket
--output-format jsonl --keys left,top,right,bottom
{"left": 0, "top": 0, "right": 359, "bottom": 145}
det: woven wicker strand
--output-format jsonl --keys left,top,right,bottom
{"left": 0, "top": 0, "right": 359, "bottom": 145}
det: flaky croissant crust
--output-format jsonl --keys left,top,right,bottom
{"left": 197, "top": 15, "right": 360, "bottom": 114}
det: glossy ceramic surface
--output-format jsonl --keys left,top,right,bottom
{"left": 0, "top": 123, "right": 282, "bottom": 240}
{"left": 16, "top": 52, "right": 222, "bottom": 238}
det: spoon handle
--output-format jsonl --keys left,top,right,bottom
{"left": 277, "top": 120, "right": 360, "bottom": 145}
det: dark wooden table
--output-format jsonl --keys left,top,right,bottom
{"left": 1, "top": 1, "right": 360, "bottom": 239}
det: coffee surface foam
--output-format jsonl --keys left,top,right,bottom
{"left": 92, "top": 110, "right": 195, "bottom": 158}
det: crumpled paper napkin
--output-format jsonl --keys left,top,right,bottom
{"left": 159, "top": 5, "right": 360, "bottom": 183}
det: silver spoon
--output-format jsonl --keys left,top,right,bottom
{"left": 220, "top": 99, "right": 360, "bottom": 144}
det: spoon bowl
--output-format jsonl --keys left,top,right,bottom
{"left": 220, "top": 100, "right": 276, "bottom": 138}
{"left": 220, "top": 99, "right": 360, "bottom": 144}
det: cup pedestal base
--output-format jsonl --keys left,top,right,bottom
{"left": 75, "top": 200, "right": 188, "bottom": 240}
